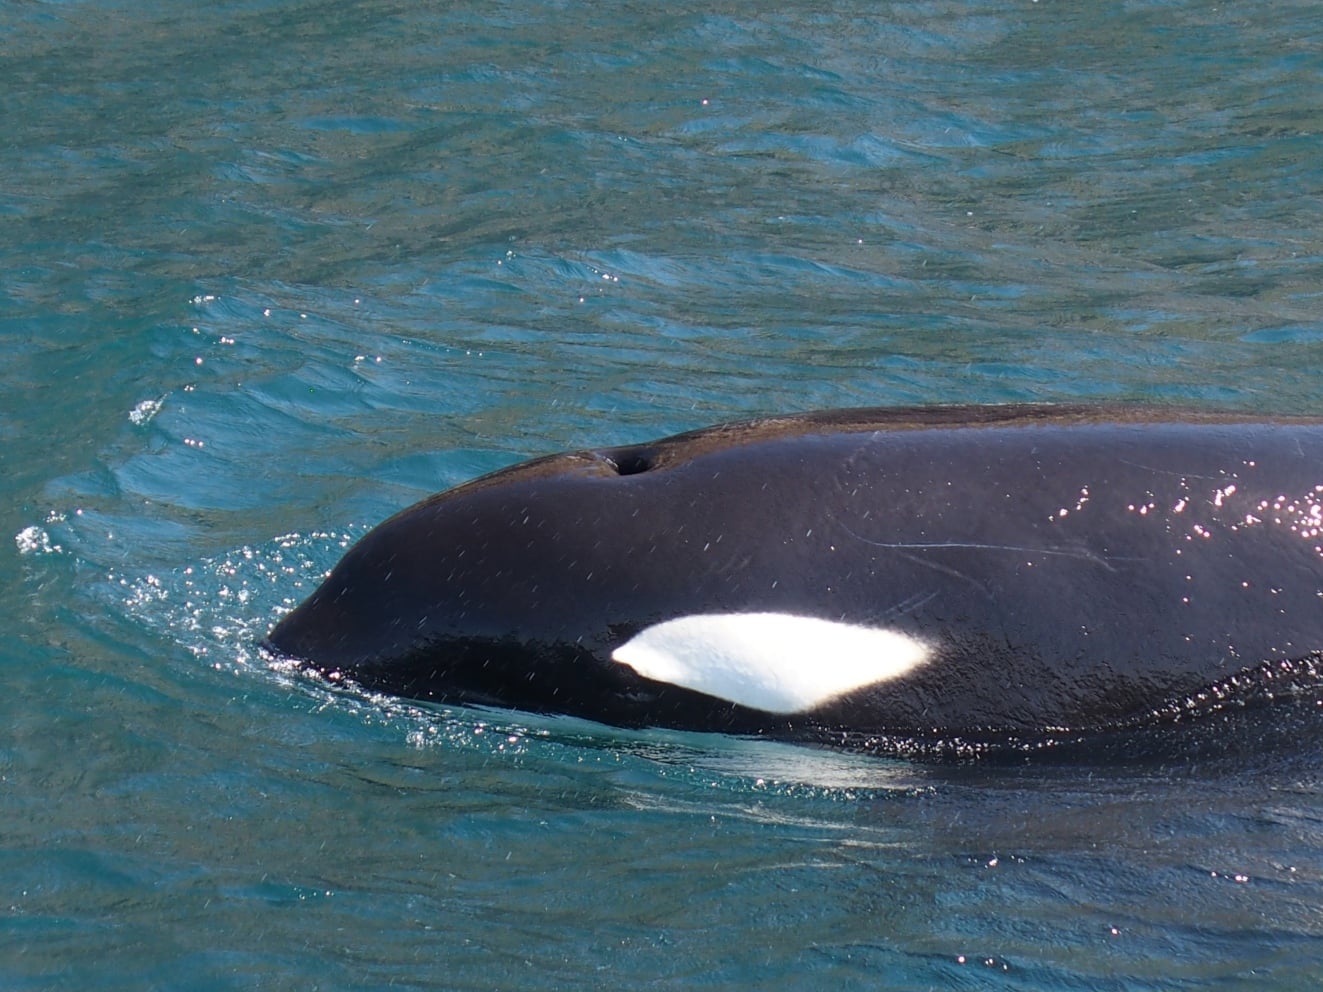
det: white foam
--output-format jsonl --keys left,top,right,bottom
{"left": 611, "top": 612, "right": 929, "bottom": 714}
{"left": 15, "top": 526, "right": 61, "bottom": 556}
{"left": 128, "top": 395, "right": 165, "bottom": 426}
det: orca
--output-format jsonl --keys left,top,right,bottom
{"left": 263, "top": 405, "right": 1323, "bottom": 753}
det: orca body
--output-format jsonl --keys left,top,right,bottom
{"left": 264, "top": 405, "right": 1323, "bottom": 751}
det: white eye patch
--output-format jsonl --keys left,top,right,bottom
{"left": 611, "top": 612, "right": 929, "bottom": 714}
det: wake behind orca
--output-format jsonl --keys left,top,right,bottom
{"left": 264, "top": 405, "right": 1323, "bottom": 756}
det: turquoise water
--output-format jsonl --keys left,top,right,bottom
{"left": 6, "top": 0, "right": 1323, "bottom": 987}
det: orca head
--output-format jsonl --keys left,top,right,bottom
{"left": 262, "top": 447, "right": 662, "bottom": 700}
{"left": 262, "top": 437, "right": 936, "bottom": 728}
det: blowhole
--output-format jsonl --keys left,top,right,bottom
{"left": 606, "top": 446, "right": 656, "bottom": 476}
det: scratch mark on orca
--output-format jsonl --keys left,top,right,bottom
{"left": 839, "top": 522, "right": 1129, "bottom": 574}
{"left": 1115, "top": 458, "right": 1227, "bottom": 481}
{"left": 878, "top": 589, "right": 940, "bottom": 620}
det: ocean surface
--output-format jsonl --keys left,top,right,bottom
{"left": 6, "top": 0, "right": 1323, "bottom": 987}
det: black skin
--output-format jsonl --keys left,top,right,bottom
{"left": 265, "top": 404, "right": 1323, "bottom": 749}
